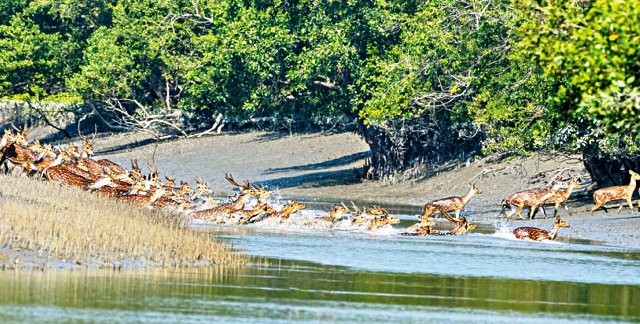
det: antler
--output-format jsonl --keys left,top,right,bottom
{"left": 350, "top": 202, "right": 362, "bottom": 215}
{"left": 225, "top": 173, "right": 252, "bottom": 191}
{"left": 77, "top": 120, "right": 87, "bottom": 142}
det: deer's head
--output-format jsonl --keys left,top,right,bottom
{"left": 78, "top": 125, "right": 97, "bottom": 158}
{"left": 554, "top": 216, "right": 570, "bottom": 228}
{"left": 11, "top": 123, "right": 28, "bottom": 146}
{"left": 195, "top": 179, "right": 213, "bottom": 195}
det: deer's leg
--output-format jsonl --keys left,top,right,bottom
{"left": 623, "top": 197, "right": 634, "bottom": 214}
{"left": 528, "top": 205, "right": 537, "bottom": 220}
{"left": 503, "top": 205, "right": 516, "bottom": 219}
{"left": 515, "top": 205, "right": 525, "bottom": 220}
{"left": 539, "top": 206, "right": 548, "bottom": 219}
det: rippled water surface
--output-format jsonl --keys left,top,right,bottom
{"left": 1, "top": 216, "right": 639, "bottom": 323}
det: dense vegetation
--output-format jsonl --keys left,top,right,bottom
{"left": 1, "top": 0, "right": 638, "bottom": 183}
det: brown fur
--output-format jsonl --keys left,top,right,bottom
{"left": 422, "top": 184, "right": 482, "bottom": 219}
{"left": 591, "top": 170, "right": 640, "bottom": 214}
{"left": 501, "top": 181, "right": 564, "bottom": 220}
{"left": 513, "top": 216, "right": 570, "bottom": 241}
{"left": 97, "top": 159, "right": 128, "bottom": 175}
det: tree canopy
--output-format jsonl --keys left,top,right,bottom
{"left": 1, "top": 0, "right": 638, "bottom": 181}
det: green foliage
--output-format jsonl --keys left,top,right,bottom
{"left": 521, "top": 0, "right": 640, "bottom": 154}
{"left": 3, "top": 0, "right": 640, "bottom": 177}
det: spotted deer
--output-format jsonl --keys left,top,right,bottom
{"left": 97, "top": 159, "right": 128, "bottom": 175}
{"left": 252, "top": 201, "right": 306, "bottom": 223}
{"left": 0, "top": 142, "right": 38, "bottom": 175}
{"left": 365, "top": 206, "right": 400, "bottom": 231}
{"left": 115, "top": 186, "right": 167, "bottom": 207}
{"left": 542, "top": 179, "right": 582, "bottom": 216}
{"left": 349, "top": 203, "right": 374, "bottom": 225}
{"left": 401, "top": 217, "right": 439, "bottom": 236}
{"left": 513, "top": 216, "right": 570, "bottom": 241}
{"left": 78, "top": 125, "right": 97, "bottom": 158}
{"left": 45, "top": 165, "right": 115, "bottom": 190}
{"left": 441, "top": 212, "right": 478, "bottom": 235}
{"left": 591, "top": 170, "right": 640, "bottom": 214}
{"left": 320, "top": 204, "right": 351, "bottom": 222}
{"left": 0, "top": 129, "right": 14, "bottom": 152}
{"left": 501, "top": 180, "right": 565, "bottom": 220}
{"left": 422, "top": 183, "right": 482, "bottom": 220}
{"left": 192, "top": 202, "right": 275, "bottom": 225}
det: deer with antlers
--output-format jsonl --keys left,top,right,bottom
{"left": 422, "top": 183, "right": 482, "bottom": 220}
{"left": 365, "top": 206, "right": 400, "bottom": 231}
{"left": 501, "top": 180, "right": 566, "bottom": 220}
{"left": 250, "top": 201, "right": 306, "bottom": 223}
{"left": 320, "top": 204, "right": 351, "bottom": 222}
{"left": 441, "top": 212, "right": 478, "bottom": 235}
{"left": 401, "top": 217, "right": 439, "bottom": 236}
{"left": 591, "top": 170, "right": 640, "bottom": 214}
{"left": 77, "top": 124, "right": 97, "bottom": 158}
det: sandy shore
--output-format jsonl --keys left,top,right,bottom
{"left": 80, "top": 130, "right": 640, "bottom": 250}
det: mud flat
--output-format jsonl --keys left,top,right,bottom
{"left": 42, "top": 130, "right": 640, "bottom": 250}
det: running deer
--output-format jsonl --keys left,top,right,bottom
{"left": 97, "top": 159, "right": 128, "bottom": 175}
{"left": 401, "top": 217, "right": 439, "bottom": 236}
{"left": 35, "top": 146, "right": 66, "bottom": 174}
{"left": 192, "top": 202, "right": 275, "bottom": 225}
{"left": 422, "top": 183, "right": 482, "bottom": 219}
{"left": 542, "top": 179, "right": 582, "bottom": 216}
{"left": 441, "top": 212, "right": 477, "bottom": 235}
{"left": 366, "top": 206, "right": 400, "bottom": 231}
{"left": 45, "top": 165, "right": 115, "bottom": 190}
{"left": 513, "top": 216, "right": 570, "bottom": 241}
{"left": 252, "top": 201, "right": 306, "bottom": 223}
{"left": 0, "top": 142, "right": 38, "bottom": 175}
{"left": 115, "top": 186, "right": 167, "bottom": 207}
{"left": 321, "top": 203, "right": 351, "bottom": 222}
{"left": 190, "top": 179, "right": 213, "bottom": 201}
{"left": 349, "top": 203, "right": 374, "bottom": 225}
{"left": 591, "top": 170, "right": 640, "bottom": 214}
{"left": 501, "top": 180, "right": 565, "bottom": 220}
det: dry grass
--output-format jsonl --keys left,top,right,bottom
{"left": 0, "top": 174, "right": 247, "bottom": 269}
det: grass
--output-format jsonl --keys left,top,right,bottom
{"left": 0, "top": 174, "right": 247, "bottom": 269}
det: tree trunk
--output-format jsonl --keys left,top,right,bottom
{"left": 583, "top": 154, "right": 640, "bottom": 187}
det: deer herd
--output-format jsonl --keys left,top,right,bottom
{"left": 1, "top": 124, "right": 638, "bottom": 242}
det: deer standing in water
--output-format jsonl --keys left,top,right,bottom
{"left": 591, "top": 170, "right": 640, "bottom": 214}
{"left": 513, "top": 216, "right": 570, "bottom": 241}
{"left": 501, "top": 180, "right": 565, "bottom": 220}
{"left": 422, "top": 183, "right": 482, "bottom": 219}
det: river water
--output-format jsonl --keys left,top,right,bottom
{"left": 0, "top": 211, "right": 639, "bottom": 322}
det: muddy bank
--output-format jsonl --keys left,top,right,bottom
{"left": 42, "top": 130, "right": 640, "bottom": 250}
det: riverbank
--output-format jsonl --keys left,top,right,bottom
{"left": 88, "top": 130, "right": 639, "bottom": 249}
{"left": 0, "top": 175, "right": 246, "bottom": 270}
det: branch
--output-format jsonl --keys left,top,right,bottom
{"left": 25, "top": 100, "right": 72, "bottom": 138}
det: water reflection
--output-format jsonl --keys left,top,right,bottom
{"left": 0, "top": 260, "right": 638, "bottom": 322}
